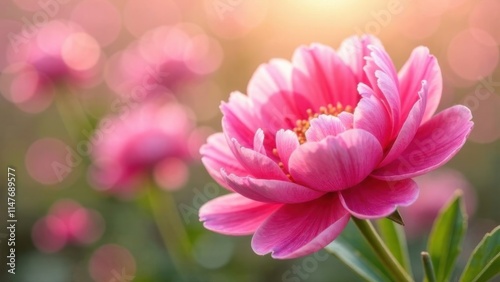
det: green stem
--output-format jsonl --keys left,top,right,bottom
{"left": 376, "top": 218, "right": 413, "bottom": 276}
{"left": 421, "top": 252, "right": 437, "bottom": 282}
{"left": 352, "top": 217, "right": 414, "bottom": 282}
{"left": 147, "top": 183, "right": 195, "bottom": 280}
{"left": 55, "top": 85, "right": 93, "bottom": 141}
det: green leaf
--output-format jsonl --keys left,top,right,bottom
{"left": 325, "top": 221, "right": 393, "bottom": 282}
{"left": 460, "top": 226, "right": 500, "bottom": 282}
{"left": 427, "top": 193, "right": 467, "bottom": 282}
{"left": 377, "top": 217, "right": 412, "bottom": 275}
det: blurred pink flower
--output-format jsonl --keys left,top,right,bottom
{"left": 199, "top": 35, "right": 473, "bottom": 259}
{"left": 1, "top": 20, "right": 102, "bottom": 113}
{"left": 401, "top": 168, "right": 477, "bottom": 238}
{"left": 106, "top": 24, "right": 223, "bottom": 100}
{"left": 32, "top": 199, "right": 104, "bottom": 253}
{"left": 89, "top": 100, "right": 200, "bottom": 198}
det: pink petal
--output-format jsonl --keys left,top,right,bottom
{"left": 289, "top": 129, "right": 383, "bottom": 192}
{"left": 367, "top": 45, "right": 400, "bottom": 86}
{"left": 292, "top": 43, "right": 359, "bottom": 108}
{"left": 339, "top": 178, "right": 419, "bottom": 219}
{"left": 372, "top": 105, "right": 473, "bottom": 181}
{"left": 200, "top": 133, "right": 247, "bottom": 190}
{"left": 221, "top": 92, "right": 259, "bottom": 148}
{"left": 248, "top": 59, "right": 293, "bottom": 103}
{"left": 305, "top": 115, "right": 347, "bottom": 142}
{"left": 364, "top": 46, "right": 401, "bottom": 131}
{"left": 377, "top": 70, "right": 402, "bottom": 131}
{"left": 338, "top": 112, "right": 354, "bottom": 129}
{"left": 275, "top": 129, "right": 299, "bottom": 171}
{"left": 357, "top": 82, "right": 376, "bottom": 97}
{"left": 221, "top": 170, "right": 325, "bottom": 204}
{"left": 200, "top": 193, "right": 282, "bottom": 235}
{"left": 247, "top": 59, "right": 312, "bottom": 133}
{"left": 252, "top": 193, "right": 350, "bottom": 259}
{"left": 229, "top": 138, "right": 289, "bottom": 181}
{"left": 398, "top": 47, "right": 442, "bottom": 123}
{"left": 353, "top": 93, "right": 391, "bottom": 146}
{"left": 253, "top": 129, "right": 266, "bottom": 155}
{"left": 379, "top": 82, "right": 428, "bottom": 167}
{"left": 338, "top": 35, "right": 383, "bottom": 86}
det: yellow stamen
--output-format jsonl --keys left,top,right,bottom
{"left": 292, "top": 103, "right": 353, "bottom": 144}
{"left": 271, "top": 103, "right": 353, "bottom": 179}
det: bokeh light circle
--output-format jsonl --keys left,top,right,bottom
{"left": 193, "top": 234, "right": 234, "bottom": 269}
{"left": 70, "top": 0, "right": 122, "bottom": 47}
{"left": 8, "top": 67, "right": 44, "bottom": 103}
{"left": 0, "top": 19, "right": 23, "bottom": 68}
{"left": 0, "top": 64, "right": 54, "bottom": 113}
{"left": 48, "top": 199, "right": 106, "bottom": 245}
{"left": 463, "top": 90, "right": 500, "bottom": 143}
{"left": 32, "top": 216, "right": 67, "bottom": 253}
{"left": 204, "top": 0, "right": 268, "bottom": 39}
{"left": 62, "top": 32, "right": 101, "bottom": 72}
{"left": 123, "top": 0, "right": 181, "bottom": 38}
{"left": 447, "top": 28, "right": 499, "bottom": 81}
{"left": 154, "top": 158, "right": 189, "bottom": 191}
{"left": 89, "top": 244, "right": 136, "bottom": 282}
{"left": 25, "top": 138, "right": 70, "bottom": 185}
{"left": 12, "top": 0, "right": 40, "bottom": 12}
{"left": 184, "top": 33, "right": 224, "bottom": 75}
{"left": 417, "top": 0, "right": 452, "bottom": 17}
{"left": 469, "top": 0, "right": 500, "bottom": 44}
{"left": 398, "top": 8, "right": 441, "bottom": 40}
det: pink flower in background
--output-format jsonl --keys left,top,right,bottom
{"left": 89, "top": 100, "right": 201, "bottom": 198}
{"left": 0, "top": 20, "right": 102, "bottom": 113}
{"left": 199, "top": 35, "right": 473, "bottom": 259}
{"left": 106, "top": 24, "right": 223, "bottom": 100}
{"left": 32, "top": 199, "right": 104, "bottom": 253}
{"left": 401, "top": 168, "right": 477, "bottom": 238}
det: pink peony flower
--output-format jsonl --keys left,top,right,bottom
{"left": 32, "top": 199, "right": 104, "bottom": 253}
{"left": 199, "top": 35, "right": 473, "bottom": 259}
{"left": 89, "top": 100, "right": 200, "bottom": 198}
{"left": 1, "top": 20, "right": 102, "bottom": 113}
{"left": 401, "top": 168, "right": 476, "bottom": 239}
{"left": 105, "top": 24, "right": 223, "bottom": 100}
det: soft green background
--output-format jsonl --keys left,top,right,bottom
{"left": 1, "top": 0, "right": 499, "bottom": 281}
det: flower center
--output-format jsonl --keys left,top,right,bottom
{"left": 293, "top": 102, "right": 353, "bottom": 144}
{"left": 271, "top": 102, "right": 353, "bottom": 181}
